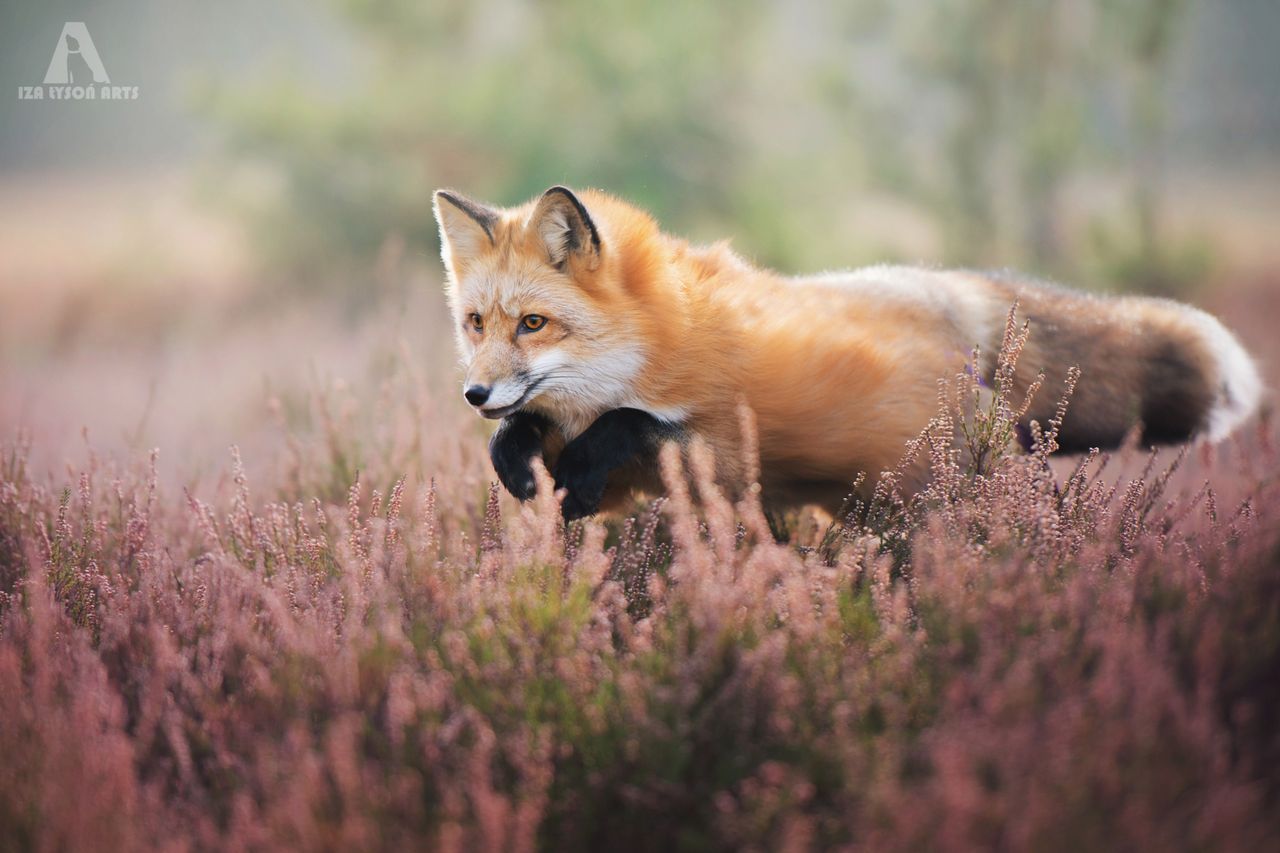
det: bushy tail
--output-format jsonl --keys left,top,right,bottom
{"left": 1001, "top": 284, "right": 1264, "bottom": 451}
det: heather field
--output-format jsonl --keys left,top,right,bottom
{"left": 5, "top": 2, "right": 1280, "bottom": 849}
{"left": 3, "top": 275, "right": 1280, "bottom": 850}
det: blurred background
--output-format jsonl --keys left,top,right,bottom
{"left": 2, "top": 0, "right": 1278, "bottom": 482}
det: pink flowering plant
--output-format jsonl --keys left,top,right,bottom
{"left": 1, "top": 318, "right": 1278, "bottom": 851}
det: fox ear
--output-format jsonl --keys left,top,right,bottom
{"left": 530, "top": 186, "right": 601, "bottom": 271}
{"left": 433, "top": 189, "right": 499, "bottom": 268}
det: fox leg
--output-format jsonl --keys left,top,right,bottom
{"left": 489, "top": 410, "right": 553, "bottom": 501}
{"left": 553, "top": 408, "right": 683, "bottom": 520}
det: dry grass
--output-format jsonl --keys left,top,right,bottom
{"left": 2, "top": 303, "right": 1278, "bottom": 852}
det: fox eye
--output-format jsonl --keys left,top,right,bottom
{"left": 468, "top": 313, "right": 483, "bottom": 333}
{"left": 520, "top": 314, "right": 547, "bottom": 333}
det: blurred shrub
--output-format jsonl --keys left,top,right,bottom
{"left": 198, "top": 0, "right": 1199, "bottom": 296}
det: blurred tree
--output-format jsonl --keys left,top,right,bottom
{"left": 1092, "top": 0, "right": 1204, "bottom": 294}
{"left": 198, "top": 0, "right": 1200, "bottom": 297}
{"left": 198, "top": 0, "right": 780, "bottom": 290}
{"left": 873, "top": 0, "right": 1102, "bottom": 270}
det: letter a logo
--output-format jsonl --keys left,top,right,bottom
{"left": 43, "top": 22, "right": 110, "bottom": 85}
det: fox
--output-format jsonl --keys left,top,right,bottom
{"left": 433, "top": 185, "right": 1264, "bottom": 519}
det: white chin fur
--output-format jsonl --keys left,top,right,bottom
{"left": 526, "top": 346, "right": 647, "bottom": 438}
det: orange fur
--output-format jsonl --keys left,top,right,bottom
{"left": 435, "top": 186, "right": 1263, "bottom": 512}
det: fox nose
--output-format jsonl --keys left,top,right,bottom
{"left": 463, "top": 385, "right": 491, "bottom": 407}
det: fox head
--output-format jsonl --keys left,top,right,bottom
{"left": 433, "top": 185, "right": 665, "bottom": 435}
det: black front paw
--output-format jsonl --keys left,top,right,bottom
{"left": 489, "top": 411, "right": 549, "bottom": 501}
{"left": 552, "top": 442, "right": 608, "bottom": 521}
